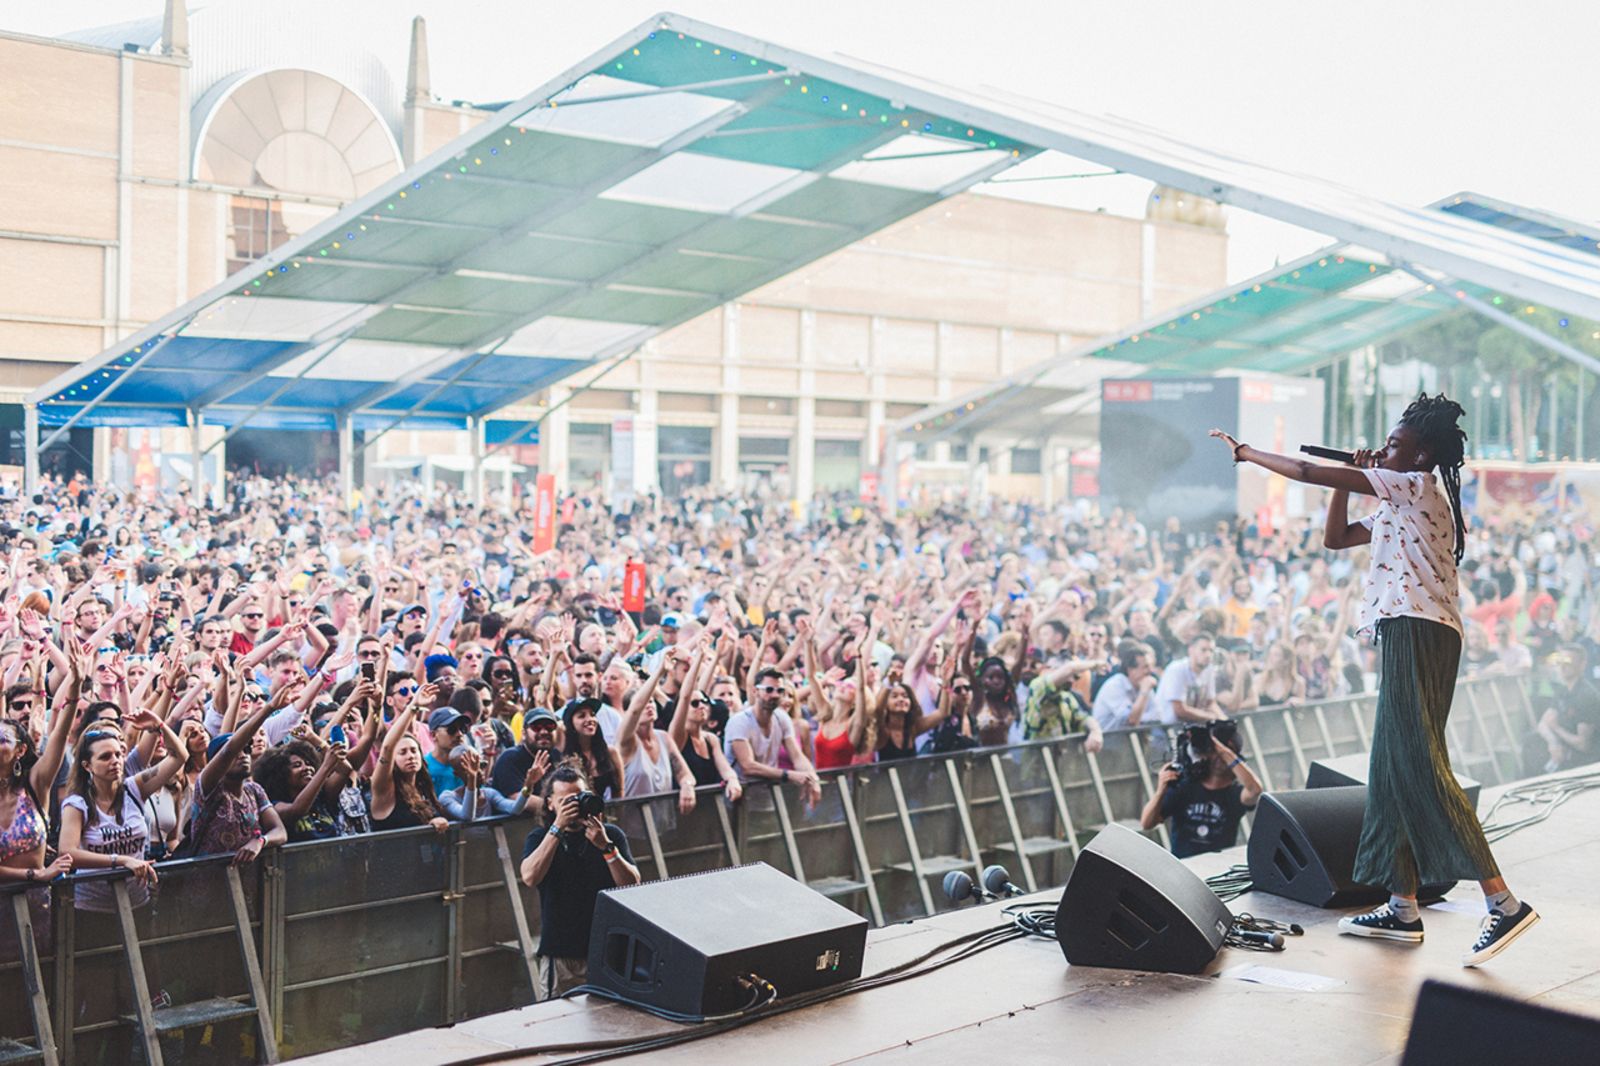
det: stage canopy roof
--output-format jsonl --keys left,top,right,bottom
{"left": 31, "top": 14, "right": 1600, "bottom": 444}
{"left": 894, "top": 192, "right": 1600, "bottom": 446}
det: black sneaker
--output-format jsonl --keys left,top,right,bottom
{"left": 1337, "top": 904, "right": 1424, "bottom": 943}
{"left": 1462, "top": 902, "right": 1539, "bottom": 967}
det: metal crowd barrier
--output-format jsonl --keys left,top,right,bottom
{"left": 0, "top": 671, "right": 1537, "bottom": 1063}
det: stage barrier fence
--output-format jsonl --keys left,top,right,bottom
{"left": 0, "top": 671, "right": 1540, "bottom": 1063}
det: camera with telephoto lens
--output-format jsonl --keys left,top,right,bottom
{"left": 1171, "top": 720, "right": 1241, "bottom": 784}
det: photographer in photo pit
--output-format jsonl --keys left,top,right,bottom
{"left": 1139, "top": 719, "right": 1263, "bottom": 858}
{"left": 519, "top": 765, "right": 640, "bottom": 999}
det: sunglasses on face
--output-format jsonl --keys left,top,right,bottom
{"left": 491, "top": 670, "right": 515, "bottom": 680}
{"left": 11, "top": 701, "right": 34, "bottom": 712}
{"left": 243, "top": 612, "right": 264, "bottom": 620}
{"left": 952, "top": 685, "right": 971, "bottom": 694}
{"left": 689, "top": 697, "right": 709, "bottom": 708}
{"left": 242, "top": 692, "right": 266, "bottom": 703}
{"left": 756, "top": 685, "right": 779, "bottom": 694}
{"left": 395, "top": 686, "right": 416, "bottom": 696}
{"left": 358, "top": 650, "right": 381, "bottom": 659}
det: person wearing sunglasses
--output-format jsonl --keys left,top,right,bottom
{"left": 724, "top": 667, "right": 821, "bottom": 805}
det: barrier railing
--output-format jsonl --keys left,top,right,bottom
{"left": 0, "top": 671, "right": 1537, "bottom": 1062}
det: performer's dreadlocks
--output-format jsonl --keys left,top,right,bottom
{"left": 1399, "top": 392, "right": 1468, "bottom": 563}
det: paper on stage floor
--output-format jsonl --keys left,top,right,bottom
{"left": 1426, "top": 898, "right": 1483, "bottom": 914}
{"left": 1220, "top": 964, "right": 1344, "bottom": 992}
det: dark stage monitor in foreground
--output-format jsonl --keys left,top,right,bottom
{"left": 587, "top": 862, "right": 867, "bottom": 1017}
{"left": 1402, "top": 979, "right": 1600, "bottom": 1066}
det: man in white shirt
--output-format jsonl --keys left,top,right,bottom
{"left": 724, "top": 667, "right": 820, "bottom": 804}
{"left": 1152, "top": 633, "right": 1224, "bottom": 725}
{"left": 1092, "top": 643, "right": 1160, "bottom": 732}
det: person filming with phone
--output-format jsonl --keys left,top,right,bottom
{"left": 1139, "top": 719, "right": 1263, "bottom": 858}
{"left": 520, "top": 765, "right": 640, "bottom": 999}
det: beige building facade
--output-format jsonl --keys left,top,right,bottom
{"left": 0, "top": 3, "right": 1228, "bottom": 499}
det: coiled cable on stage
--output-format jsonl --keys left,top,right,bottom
{"left": 1001, "top": 897, "right": 1060, "bottom": 939}
{"left": 1478, "top": 768, "right": 1600, "bottom": 845}
{"left": 1203, "top": 863, "right": 1254, "bottom": 902}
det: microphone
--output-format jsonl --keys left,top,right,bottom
{"left": 981, "top": 864, "right": 1027, "bottom": 899}
{"left": 1233, "top": 929, "right": 1286, "bottom": 951}
{"left": 1298, "top": 444, "right": 1356, "bottom": 464}
{"left": 942, "top": 870, "right": 995, "bottom": 905}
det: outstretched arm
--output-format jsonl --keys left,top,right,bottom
{"left": 1209, "top": 430, "right": 1375, "bottom": 494}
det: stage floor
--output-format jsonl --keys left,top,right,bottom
{"left": 303, "top": 768, "right": 1600, "bottom": 1066}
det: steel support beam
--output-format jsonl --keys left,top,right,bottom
{"left": 1402, "top": 264, "right": 1600, "bottom": 378}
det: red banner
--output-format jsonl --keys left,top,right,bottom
{"left": 622, "top": 559, "right": 647, "bottom": 614}
{"left": 532, "top": 473, "right": 557, "bottom": 553}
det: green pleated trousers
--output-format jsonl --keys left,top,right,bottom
{"left": 1351, "top": 616, "right": 1500, "bottom": 896}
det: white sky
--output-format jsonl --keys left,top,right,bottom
{"left": 9, "top": 0, "right": 1600, "bottom": 282}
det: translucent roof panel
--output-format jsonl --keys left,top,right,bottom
{"left": 35, "top": 15, "right": 1600, "bottom": 441}
{"left": 1437, "top": 192, "right": 1600, "bottom": 258}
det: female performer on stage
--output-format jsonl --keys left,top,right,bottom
{"left": 1210, "top": 393, "right": 1538, "bottom": 966}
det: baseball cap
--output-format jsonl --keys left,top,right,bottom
{"left": 427, "top": 708, "right": 468, "bottom": 732}
{"left": 660, "top": 612, "right": 682, "bottom": 629}
{"left": 524, "top": 708, "right": 559, "bottom": 729}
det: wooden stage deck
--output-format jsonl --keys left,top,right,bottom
{"left": 303, "top": 768, "right": 1600, "bottom": 1065}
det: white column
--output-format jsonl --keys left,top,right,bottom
{"left": 544, "top": 386, "right": 571, "bottom": 490}
{"left": 882, "top": 427, "right": 899, "bottom": 516}
{"left": 718, "top": 304, "right": 740, "bottom": 489}
{"left": 336, "top": 414, "right": 353, "bottom": 501}
{"left": 467, "top": 415, "right": 485, "bottom": 506}
{"left": 866, "top": 316, "right": 887, "bottom": 471}
{"left": 1040, "top": 436, "right": 1056, "bottom": 510}
{"left": 189, "top": 410, "right": 204, "bottom": 506}
{"left": 23, "top": 405, "right": 38, "bottom": 494}
{"left": 1140, "top": 221, "right": 1157, "bottom": 317}
{"left": 634, "top": 387, "right": 659, "bottom": 495}
{"left": 796, "top": 310, "right": 817, "bottom": 501}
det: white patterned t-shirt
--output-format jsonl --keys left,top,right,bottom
{"left": 1356, "top": 468, "right": 1462, "bottom": 639}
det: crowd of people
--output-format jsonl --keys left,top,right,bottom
{"left": 0, "top": 469, "right": 1595, "bottom": 989}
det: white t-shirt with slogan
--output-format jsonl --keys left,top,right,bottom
{"left": 1356, "top": 468, "right": 1462, "bottom": 639}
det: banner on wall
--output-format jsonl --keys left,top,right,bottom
{"left": 533, "top": 473, "right": 557, "bottom": 553}
{"left": 622, "top": 559, "right": 647, "bottom": 614}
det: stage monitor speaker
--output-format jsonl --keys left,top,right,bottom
{"left": 586, "top": 862, "right": 868, "bottom": 1017}
{"left": 1401, "top": 979, "right": 1600, "bottom": 1066}
{"left": 1056, "top": 824, "right": 1231, "bottom": 975}
{"left": 1306, "top": 753, "right": 1481, "bottom": 812}
{"left": 1248, "top": 787, "right": 1458, "bottom": 907}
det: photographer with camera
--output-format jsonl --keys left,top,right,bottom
{"left": 520, "top": 764, "right": 640, "bottom": 999}
{"left": 1139, "top": 720, "right": 1262, "bottom": 858}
